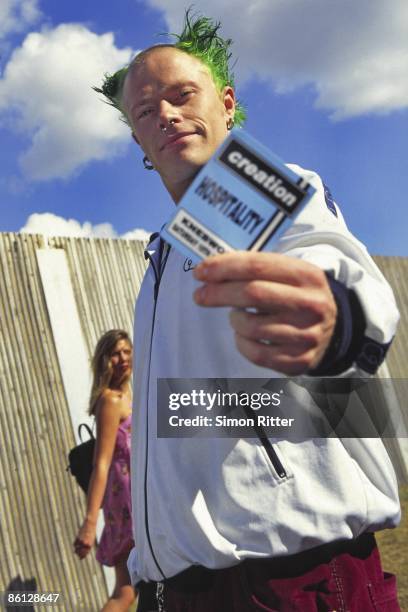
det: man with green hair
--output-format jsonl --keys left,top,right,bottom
{"left": 97, "top": 11, "right": 400, "bottom": 612}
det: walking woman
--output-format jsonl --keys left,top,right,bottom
{"left": 74, "top": 329, "right": 136, "bottom": 611}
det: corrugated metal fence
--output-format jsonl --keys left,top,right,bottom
{"left": 374, "top": 256, "right": 408, "bottom": 381}
{"left": 0, "top": 233, "right": 147, "bottom": 610}
{"left": 373, "top": 256, "right": 408, "bottom": 484}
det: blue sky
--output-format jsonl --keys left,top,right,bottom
{"left": 0, "top": 0, "right": 407, "bottom": 253}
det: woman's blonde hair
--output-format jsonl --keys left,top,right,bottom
{"left": 89, "top": 329, "right": 132, "bottom": 416}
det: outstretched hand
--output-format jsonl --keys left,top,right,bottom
{"left": 193, "top": 251, "right": 337, "bottom": 376}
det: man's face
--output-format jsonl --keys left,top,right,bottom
{"left": 122, "top": 47, "right": 235, "bottom": 199}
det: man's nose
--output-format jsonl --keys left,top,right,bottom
{"left": 157, "top": 100, "right": 181, "bottom": 129}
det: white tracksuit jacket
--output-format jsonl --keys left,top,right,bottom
{"left": 127, "top": 165, "right": 400, "bottom": 585}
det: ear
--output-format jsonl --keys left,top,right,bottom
{"left": 131, "top": 132, "right": 140, "bottom": 145}
{"left": 223, "top": 86, "right": 236, "bottom": 122}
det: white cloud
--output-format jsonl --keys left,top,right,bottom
{"left": 121, "top": 228, "right": 152, "bottom": 241}
{"left": 0, "top": 0, "right": 41, "bottom": 40}
{"left": 147, "top": 0, "right": 408, "bottom": 119}
{"left": 0, "top": 24, "right": 135, "bottom": 180}
{"left": 20, "top": 212, "right": 151, "bottom": 241}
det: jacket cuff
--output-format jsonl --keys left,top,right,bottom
{"left": 309, "top": 274, "right": 365, "bottom": 376}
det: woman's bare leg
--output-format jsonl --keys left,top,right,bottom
{"left": 101, "top": 558, "right": 137, "bottom": 612}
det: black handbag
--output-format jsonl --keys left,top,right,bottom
{"left": 67, "top": 423, "right": 96, "bottom": 495}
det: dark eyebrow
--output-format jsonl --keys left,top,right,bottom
{"left": 134, "top": 98, "right": 151, "bottom": 108}
{"left": 170, "top": 80, "right": 199, "bottom": 89}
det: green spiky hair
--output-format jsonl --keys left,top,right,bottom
{"left": 93, "top": 9, "right": 247, "bottom": 127}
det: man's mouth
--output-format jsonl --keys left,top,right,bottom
{"left": 161, "top": 132, "right": 196, "bottom": 150}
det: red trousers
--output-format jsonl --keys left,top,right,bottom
{"left": 138, "top": 534, "right": 400, "bottom": 612}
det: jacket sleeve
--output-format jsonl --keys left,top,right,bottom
{"left": 275, "top": 165, "right": 400, "bottom": 377}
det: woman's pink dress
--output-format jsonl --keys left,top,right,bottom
{"left": 96, "top": 414, "right": 134, "bottom": 566}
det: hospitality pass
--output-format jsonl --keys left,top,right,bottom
{"left": 160, "top": 129, "right": 316, "bottom": 263}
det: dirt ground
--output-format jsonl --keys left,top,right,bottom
{"left": 377, "top": 484, "right": 408, "bottom": 610}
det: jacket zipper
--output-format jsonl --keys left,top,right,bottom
{"left": 258, "top": 433, "right": 287, "bottom": 479}
{"left": 242, "top": 404, "right": 287, "bottom": 479}
{"left": 142, "top": 240, "right": 171, "bottom": 579}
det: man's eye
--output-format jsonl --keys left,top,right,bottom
{"left": 138, "top": 108, "right": 152, "bottom": 119}
{"left": 180, "top": 90, "right": 193, "bottom": 98}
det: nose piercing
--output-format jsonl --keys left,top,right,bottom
{"left": 160, "top": 119, "right": 175, "bottom": 132}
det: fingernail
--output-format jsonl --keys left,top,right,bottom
{"left": 194, "top": 263, "right": 208, "bottom": 280}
